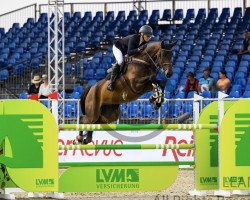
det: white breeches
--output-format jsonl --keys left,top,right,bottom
{"left": 113, "top": 45, "right": 124, "bottom": 65}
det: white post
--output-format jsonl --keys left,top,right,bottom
{"left": 52, "top": 100, "right": 59, "bottom": 125}
{"left": 189, "top": 94, "right": 207, "bottom": 196}
{"left": 214, "top": 92, "right": 230, "bottom": 197}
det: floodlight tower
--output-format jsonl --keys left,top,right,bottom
{"left": 48, "top": 0, "right": 65, "bottom": 124}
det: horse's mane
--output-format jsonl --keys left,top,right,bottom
{"left": 145, "top": 41, "right": 161, "bottom": 51}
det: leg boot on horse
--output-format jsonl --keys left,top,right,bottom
{"left": 107, "top": 63, "right": 120, "bottom": 91}
{"left": 74, "top": 130, "right": 93, "bottom": 144}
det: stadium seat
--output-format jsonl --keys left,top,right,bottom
{"left": 161, "top": 9, "right": 171, "bottom": 21}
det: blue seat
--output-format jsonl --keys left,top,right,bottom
{"left": 161, "top": 9, "right": 171, "bottom": 20}
{"left": 229, "top": 90, "right": 240, "bottom": 98}
{"left": 173, "top": 9, "right": 183, "bottom": 20}
{"left": 238, "top": 66, "right": 248, "bottom": 74}
{"left": 70, "top": 92, "right": 80, "bottom": 99}
{"left": 205, "top": 50, "right": 215, "bottom": 57}
{"left": 141, "top": 103, "right": 153, "bottom": 118}
{"left": 214, "top": 55, "right": 225, "bottom": 62}
{"left": 183, "top": 102, "right": 193, "bottom": 117}
{"left": 127, "top": 104, "right": 139, "bottom": 118}
{"left": 241, "top": 54, "right": 250, "bottom": 62}
{"left": 0, "top": 69, "right": 9, "bottom": 80}
{"left": 193, "top": 50, "right": 202, "bottom": 57}
{"left": 19, "top": 92, "right": 28, "bottom": 99}
{"left": 232, "top": 85, "right": 242, "bottom": 92}
{"left": 95, "top": 68, "right": 106, "bottom": 80}
{"left": 86, "top": 79, "right": 97, "bottom": 87}
{"left": 149, "top": 10, "right": 160, "bottom": 25}
{"left": 84, "top": 69, "right": 95, "bottom": 80}
{"left": 203, "top": 56, "right": 213, "bottom": 62}
{"left": 212, "top": 61, "right": 223, "bottom": 70}
{"left": 175, "top": 91, "right": 185, "bottom": 99}
{"left": 225, "top": 67, "right": 235, "bottom": 75}
{"left": 120, "top": 104, "right": 127, "bottom": 118}
{"left": 235, "top": 72, "right": 245, "bottom": 79}
{"left": 64, "top": 102, "right": 77, "bottom": 118}
{"left": 186, "top": 9, "right": 195, "bottom": 19}
{"left": 187, "top": 91, "right": 196, "bottom": 98}
{"left": 243, "top": 91, "right": 250, "bottom": 98}
{"left": 187, "top": 61, "right": 197, "bottom": 68}
{"left": 201, "top": 91, "right": 211, "bottom": 98}
{"left": 75, "top": 42, "right": 86, "bottom": 52}
{"left": 239, "top": 61, "right": 249, "bottom": 68}
{"left": 226, "top": 61, "right": 236, "bottom": 69}
{"left": 73, "top": 85, "right": 83, "bottom": 95}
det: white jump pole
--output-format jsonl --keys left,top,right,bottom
{"left": 189, "top": 94, "right": 207, "bottom": 196}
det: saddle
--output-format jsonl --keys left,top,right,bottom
{"left": 105, "top": 55, "right": 149, "bottom": 80}
{"left": 105, "top": 58, "right": 129, "bottom": 81}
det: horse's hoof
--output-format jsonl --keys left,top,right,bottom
{"left": 84, "top": 137, "right": 93, "bottom": 144}
{"left": 73, "top": 136, "right": 84, "bottom": 145}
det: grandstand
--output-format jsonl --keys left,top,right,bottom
{"left": 0, "top": 0, "right": 249, "bottom": 122}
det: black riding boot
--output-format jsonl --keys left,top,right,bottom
{"left": 107, "top": 63, "right": 120, "bottom": 91}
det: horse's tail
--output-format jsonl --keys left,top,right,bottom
{"left": 80, "top": 86, "right": 92, "bottom": 115}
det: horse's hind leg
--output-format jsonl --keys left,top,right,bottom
{"left": 75, "top": 87, "right": 102, "bottom": 144}
{"left": 75, "top": 115, "right": 98, "bottom": 145}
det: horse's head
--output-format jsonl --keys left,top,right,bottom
{"left": 155, "top": 41, "right": 176, "bottom": 78}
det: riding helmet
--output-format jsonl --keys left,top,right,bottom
{"left": 139, "top": 25, "right": 153, "bottom": 36}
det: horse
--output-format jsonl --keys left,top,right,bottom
{"left": 75, "top": 40, "right": 175, "bottom": 144}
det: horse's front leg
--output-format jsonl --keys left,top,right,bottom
{"left": 149, "top": 83, "right": 159, "bottom": 103}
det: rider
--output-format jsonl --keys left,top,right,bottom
{"left": 107, "top": 25, "right": 154, "bottom": 91}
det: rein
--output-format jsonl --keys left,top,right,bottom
{"left": 145, "top": 48, "right": 172, "bottom": 75}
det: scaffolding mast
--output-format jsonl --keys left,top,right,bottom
{"left": 48, "top": 0, "right": 65, "bottom": 124}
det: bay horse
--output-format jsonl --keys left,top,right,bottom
{"left": 76, "top": 41, "right": 174, "bottom": 144}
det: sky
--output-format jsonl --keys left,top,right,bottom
{"left": 0, "top": 0, "right": 131, "bottom": 15}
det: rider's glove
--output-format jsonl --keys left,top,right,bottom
{"left": 138, "top": 44, "right": 147, "bottom": 51}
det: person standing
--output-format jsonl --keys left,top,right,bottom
{"left": 38, "top": 74, "right": 51, "bottom": 99}
{"left": 28, "top": 75, "right": 41, "bottom": 97}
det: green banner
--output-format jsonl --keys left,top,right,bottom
{"left": 220, "top": 99, "right": 250, "bottom": 190}
{"left": 195, "top": 101, "right": 235, "bottom": 190}
{"left": 59, "top": 165, "right": 179, "bottom": 192}
{"left": 0, "top": 100, "right": 58, "bottom": 192}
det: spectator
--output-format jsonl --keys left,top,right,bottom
{"left": 238, "top": 32, "right": 250, "bottom": 55}
{"left": 198, "top": 67, "right": 216, "bottom": 96}
{"left": 216, "top": 70, "right": 231, "bottom": 94}
{"left": 38, "top": 74, "right": 51, "bottom": 99}
{"left": 184, "top": 72, "right": 200, "bottom": 98}
{"left": 28, "top": 75, "right": 41, "bottom": 96}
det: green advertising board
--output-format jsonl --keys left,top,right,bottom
{"left": 59, "top": 165, "right": 179, "bottom": 192}
{"left": 0, "top": 100, "right": 58, "bottom": 192}
{"left": 2, "top": 99, "right": 250, "bottom": 193}
{"left": 220, "top": 99, "right": 250, "bottom": 190}
{"left": 195, "top": 101, "right": 235, "bottom": 190}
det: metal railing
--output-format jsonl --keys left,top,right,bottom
{"left": 32, "top": 97, "right": 242, "bottom": 125}
{"left": 0, "top": 4, "right": 37, "bottom": 32}
{"left": 0, "top": 0, "right": 248, "bottom": 31}
{"left": 39, "top": 0, "right": 247, "bottom": 19}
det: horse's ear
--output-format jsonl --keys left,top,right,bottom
{"left": 169, "top": 40, "right": 178, "bottom": 49}
{"left": 160, "top": 41, "right": 166, "bottom": 49}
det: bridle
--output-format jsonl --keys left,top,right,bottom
{"left": 145, "top": 47, "right": 172, "bottom": 75}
